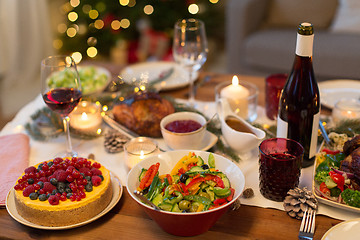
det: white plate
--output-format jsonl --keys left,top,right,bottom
{"left": 319, "top": 80, "right": 360, "bottom": 109}
{"left": 322, "top": 218, "right": 360, "bottom": 240}
{"left": 120, "top": 61, "right": 198, "bottom": 91}
{"left": 312, "top": 157, "right": 360, "bottom": 214}
{"left": 158, "top": 130, "right": 218, "bottom": 151}
{"left": 5, "top": 172, "right": 122, "bottom": 230}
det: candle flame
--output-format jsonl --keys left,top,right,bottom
{"left": 140, "top": 150, "right": 145, "bottom": 159}
{"left": 81, "top": 112, "right": 88, "bottom": 120}
{"left": 232, "top": 75, "right": 239, "bottom": 86}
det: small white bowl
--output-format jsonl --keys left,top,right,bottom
{"left": 160, "top": 112, "right": 206, "bottom": 150}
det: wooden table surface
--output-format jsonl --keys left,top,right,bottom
{"left": 0, "top": 68, "right": 342, "bottom": 239}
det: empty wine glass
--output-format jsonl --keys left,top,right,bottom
{"left": 173, "top": 18, "right": 208, "bottom": 106}
{"left": 41, "top": 55, "right": 82, "bottom": 157}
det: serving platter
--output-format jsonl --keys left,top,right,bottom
{"left": 312, "top": 157, "right": 360, "bottom": 214}
{"left": 319, "top": 79, "right": 360, "bottom": 109}
{"left": 321, "top": 218, "right": 360, "bottom": 240}
{"left": 120, "top": 61, "right": 198, "bottom": 91}
{"left": 5, "top": 172, "right": 122, "bottom": 230}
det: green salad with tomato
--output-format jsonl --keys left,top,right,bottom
{"left": 314, "top": 148, "right": 360, "bottom": 208}
{"left": 136, "top": 152, "right": 235, "bottom": 212}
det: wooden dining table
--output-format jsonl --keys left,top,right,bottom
{"left": 0, "top": 65, "right": 342, "bottom": 240}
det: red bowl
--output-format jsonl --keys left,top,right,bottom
{"left": 126, "top": 150, "right": 245, "bottom": 236}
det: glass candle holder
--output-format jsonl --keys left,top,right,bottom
{"left": 265, "top": 73, "right": 288, "bottom": 120}
{"left": 124, "top": 137, "right": 160, "bottom": 169}
{"left": 69, "top": 101, "right": 102, "bottom": 132}
{"left": 332, "top": 98, "right": 360, "bottom": 124}
{"left": 215, "top": 76, "right": 259, "bottom": 122}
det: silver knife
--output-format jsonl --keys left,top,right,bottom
{"left": 102, "top": 114, "right": 139, "bottom": 139}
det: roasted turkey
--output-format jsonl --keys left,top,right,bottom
{"left": 112, "top": 92, "right": 175, "bottom": 137}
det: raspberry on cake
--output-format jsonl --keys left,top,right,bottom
{"left": 13, "top": 157, "right": 112, "bottom": 227}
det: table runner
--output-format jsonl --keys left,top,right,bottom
{"left": 1, "top": 95, "right": 359, "bottom": 220}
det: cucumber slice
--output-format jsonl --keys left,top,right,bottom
{"left": 172, "top": 175, "right": 180, "bottom": 183}
{"left": 151, "top": 193, "right": 163, "bottom": 206}
{"left": 208, "top": 153, "right": 215, "bottom": 168}
{"left": 213, "top": 187, "right": 231, "bottom": 198}
{"left": 139, "top": 168, "right": 147, "bottom": 182}
{"left": 187, "top": 166, "right": 204, "bottom": 173}
{"left": 159, "top": 202, "right": 173, "bottom": 211}
{"left": 197, "top": 156, "right": 204, "bottom": 166}
{"left": 222, "top": 176, "right": 230, "bottom": 188}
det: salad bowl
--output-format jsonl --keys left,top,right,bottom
{"left": 126, "top": 150, "right": 245, "bottom": 236}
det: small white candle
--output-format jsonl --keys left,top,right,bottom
{"left": 220, "top": 76, "right": 250, "bottom": 119}
{"left": 124, "top": 137, "right": 159, "bottom": 169}
{"left": 70, "top": 101, "right": 102, "bottom": 131}
{"left": 332, "top": 99, "right": 360, "bottom": 124}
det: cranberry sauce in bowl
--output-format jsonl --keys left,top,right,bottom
{"left": 165, "top": 120, "right": 202, "bottom": 133}
{"left": 160, "top": 112, "right": 207, "bottom": 150}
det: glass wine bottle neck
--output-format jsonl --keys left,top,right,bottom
{"left": 295, "top": 23, "right": 314, "bottom": 58}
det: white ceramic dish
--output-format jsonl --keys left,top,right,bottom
{"left": 120, "top": 61, "right": 198, "bottom": 91}
{"left": 319, "top": 80, "right": 360, "bottom": 109}
{"left": 160, "top": 130, "right": 217, "bottom": 151}
{"left": 5, "top": 172, "right": 122, "bottom": 230}
{"left": 312, "top": 157, "right": 360, "bottom": 214}
{"left": 321, "top": 218, "right": 360, "bottom": 240}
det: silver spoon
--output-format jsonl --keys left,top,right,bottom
{"left": 133, "top": 190, "right": 161, "bottom": 211}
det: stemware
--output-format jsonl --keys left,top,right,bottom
{"left": 41, "top": 55, "right": 82, "bottom": 157}
{"left": 173, "top": 18, "right": 208, "bottom": 106}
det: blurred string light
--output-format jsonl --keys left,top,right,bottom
{"left": 96, "top": 2, "right": 106, "bottom": 12}
{"left": 82, "top": 4, "right": 91, "bottom": 14}
{"left": 188, "top": 4, "right": 199, "bottom": 14}
{"left": 70, "top": 0, "right": 80, "bottom": 8}
{"left": 68, "top": 11, "right": 78, "bottom": 22}
{"left": 94, "top": 19, "right": 104, "bottom": 29}
{"left": 111, "top": 20, "right": 121, "bottom": 30}
{"left": 89, "top": 9, "right": 99, "bottom": 19}
{"left": 209, "top": 0, "right": 219, "bottom": 3}
{"left": 57, "top": 23, "right": 67, "bottom": 34}
{"left": 71, "top": 52, "right": 82, "bottom": 63}
{"left": 119, "top": 0, "right": 129, "bottom": 6}
{"left": 67, "top": 27, "right": 77, "bottom": 37}
{"left": 128, "top": 0, "right": 136, "bottom": 7}
{"left": 87, "top": 47, "right": 98, "bottom": 58}
{"left": 144, "top": 5, "right": 154, "bottom": 15}
{"left": 87, "top": 37, "right": 97, "bottom": 46}
{"left": 53, "top": 39, "right": 63, "bottom": 50}
{"left": 120, "top": 19, "right": 130, "bottom": 28}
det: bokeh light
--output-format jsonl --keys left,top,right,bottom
{"left": 68, "top": 12, "right": 78, "bottom": 22}
{"left": 57, "top": 23, "right": 67, "bottom": 33}
{"left": 89, "top": 9, "right": 99, "bottom": 19}
{"left": 82, "top": 4, "right": 92, "bottom": 14}
{"left": 209, "top": 0, "right": 219, "bottom": 3}
{"left": 94, "top": 19, "right": 104, "bottom": 29}
{"left": 128, "top": 0, "right": 136, "bottom": 7}
{"left": 87, "top": 47, "right": 98, "bottom": 58}
{"left": 144, "top": 5, "right": 154, "bottom": 15}
{"left": 188, "top": 4, "right": 199, "bottom": 14}
{"left": 66, "top": 27, "right": 77, "bottom": 37}
{"left": 53, "top": 39, "right": 63, "bottom": 50}
{"left": 96, "top": 2, "right": 106, "bottom": 12}
{"left": 87, "top": 37, "right": 97, "bottom": 46}
{"left": 71, "top": 52, "right": 82, "bottom": 64}
{"left": 120, "top": 19, "right": 130, "bottom": 28}
{"left": 119, "top": 0, "right": 129, "bottom": 6}
{"left": 70, "top": 0, "right": 80, "bottom": 8}
{"left": 111, "top": 20, "right": 121, "bottom": 30}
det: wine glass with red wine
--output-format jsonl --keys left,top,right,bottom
{"left": 41, "top": 55, "right": 82, "bottom": 157}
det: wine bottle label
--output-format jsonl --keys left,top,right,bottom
{"left": 276, "top": 111, "right": 320, "bottom": 159}
{"left": 295, "top": 34, "right": 314, "bottom": 57}
{"left": 309, "top": 111, "right": 320, "bottom": 158}
{"left": 276, "top": 117, "right": 288, "bottom": 138}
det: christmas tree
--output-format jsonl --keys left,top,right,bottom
{"left": 56, "top": 0, "right": 224, "bottom": 63}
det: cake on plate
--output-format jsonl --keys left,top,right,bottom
{"left": 13, "top": 157, "right": 112, "bottom": 227}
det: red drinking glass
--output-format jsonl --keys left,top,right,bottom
{"left": 265, "top": 73, "right": 288, "bottom": 120}
{"left": 259, "top": 138, "right": 304, "bottom": 202}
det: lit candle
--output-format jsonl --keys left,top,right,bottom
{"left": 332, "top": 99, "right": 360, "bottom": 124}
{"left": 220, "top": 75, "right": 250, "bottom": 119}
{"left": 70, "top": 101, "right": 102, "bottom": 131}
{"left": 124, "top": 137, "right": 159, "bottom": 169}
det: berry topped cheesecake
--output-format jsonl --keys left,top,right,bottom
{"left": 13, "top": 157, "right": 112, "bottom": 227}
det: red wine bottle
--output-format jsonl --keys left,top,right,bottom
{"left": 277, "top": 22, "right": 320, "bottom": 168}
{"left": 43, "top": 88, "right": 82, "bottom": 116}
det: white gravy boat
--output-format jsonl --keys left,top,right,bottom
{"left": 217, "top": 98, "right": 266, "bottom": 153}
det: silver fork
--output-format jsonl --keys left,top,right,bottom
{"left": 299, "top": 209, "right": 316, "bottom": 240}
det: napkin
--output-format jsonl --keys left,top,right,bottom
{"left": 0, "top": 133, "right": 30, "bottom": 206}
